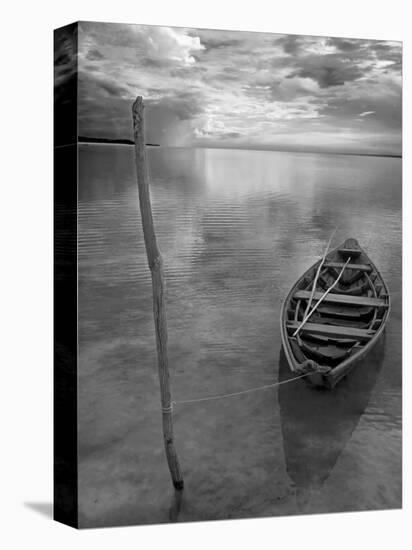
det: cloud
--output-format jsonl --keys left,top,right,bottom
{"left": 142, "top": 26, "right": 204, "bottom": 65}
{"left": 144, "top": 103, "right": 196, "bottom": 145}
{"left": 86, "top": 48, "right": 104, "bottom": 61}
{"left": 147, "top": 91, "right": 205, "bottom": 120}
{"left": 79, "top": 22, "right": 204, "bottom": 67}
{"left": 270, "top": 76, "right": 321, "bottom": 101}
{"left": 98, "top": 79, "right": 129, "bottom": 98}
{"left": 326, "top": 37, "right": 361, "bottom": 52}
{"left": 197, "top": 34, "right": 241, "bottom": 51}
{"left": 76, "top": 23, "right": 402, "bottom": 154}
{"left": 78, "top": 73, "right": 204, "bottom": 145}
{"left": 287, "top": 53, "right": 367, "bottom": 88}
{"left": 276, "top": 35, "right": 304, "bottom": 55}
{"left": 223, "top": 131, "right": 241, "bottom": 138}
{"left": 54, "top": 24, "right": 77, "bottom": 92}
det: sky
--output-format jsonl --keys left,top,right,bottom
{"left": 74, "top": 22, "right": 402, "bottom": 155}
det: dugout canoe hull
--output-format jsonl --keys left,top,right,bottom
{"left": 280, "top": 238, "right": 390, "bottom": 388}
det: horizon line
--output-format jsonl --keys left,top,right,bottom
{"left": 77, "top": 137, "right": 402, "bottom": 159}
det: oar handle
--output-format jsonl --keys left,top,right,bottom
{"left": 303, "top": 227, "right": 338, "bottom": 319}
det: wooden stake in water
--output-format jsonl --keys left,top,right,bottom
{"left": 132, "top": 96, "right": 184, "bottom": 490}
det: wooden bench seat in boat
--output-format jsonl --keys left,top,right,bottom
{"left": 338, "top": 247, "right": 362, "bottom": 258}
{"left": 324, "top": 261, "right": 372, "bottom": 273}
{"left": 286, "top": 321, "right": 375, "bottom": 341}
{"left": 293, "top": 290, "right": 388, "bottom": 308}
{"left": 302, "top": 332, "right": 358, "bottom": 347}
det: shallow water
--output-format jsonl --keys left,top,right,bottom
{"left": 77, "top": 145, "right": 401, "bottom": 527}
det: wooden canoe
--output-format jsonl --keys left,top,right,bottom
{"left": 280, "top": 238, "right": 390, "bottom": 388}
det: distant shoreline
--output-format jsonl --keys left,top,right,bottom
{"left": 77, "top": 137, "right": 401, "bottom": 159}
{"left": 78, "top": 136, "right": 160, "bottom": 146}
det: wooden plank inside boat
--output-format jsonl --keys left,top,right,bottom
{"left": 337, "top": 247, "right": 362, "bottom": 258}
{"left": 286, "top": 321, "right": 375, "bottom": 341}
{"left": 293, "top": 290, "right": 388, "bottom": 308}
{"left": 324, "top": 261, "right": 372, "bottom": 272}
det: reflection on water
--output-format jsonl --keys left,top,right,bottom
{"left": 278, "top": 337, "right": 385, "bottom": 513}
{"left": 78, "top": 144, "right": 401, "bottom": 527}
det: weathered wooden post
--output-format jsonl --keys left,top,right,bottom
{"left": 132, "top": 96, "right": 184, "bottom": 490}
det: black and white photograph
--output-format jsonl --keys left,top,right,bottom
{"left": 54, "top": 19, "right": 402, "bottom": 529}
{"left": 53, "top": 19, "right": 403, "bottom": 529}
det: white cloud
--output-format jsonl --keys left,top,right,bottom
{"left": 359, "top": 111, "right": 376, "bottom": 117}
{"left": 136, "top": 26, "right": 204, "bottom": 65}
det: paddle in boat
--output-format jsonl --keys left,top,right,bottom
{"left": 280, "top": 238, "right": 390, "bottom": 388}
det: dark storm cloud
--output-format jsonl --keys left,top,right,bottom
{"left": 286, "top": 54, "right": 368, "bottom": 88}
{"left": 369, "top": 40, "right": 401, "bottom": 56}
{"left": 86, "top": 48, "right": 104, "bottom": 61}
{"left": 326, "top": 37, "right": 361, "bottom": 52}
{"left": 78, "top": 94, "right": 131, "bottom": 140}
{"left": 276, "top": 35, "right": 304, "bottom": 55}
{"left": 199, "top": 36, "right": 242, "bottom": 51}
{"left": 79, "top": 73, "right": 130, "bottom": 99}
{"left": 77, "top": 71, "right": 132, "bottom": 139}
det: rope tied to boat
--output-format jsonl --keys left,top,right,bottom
{"left": 162, "top": 372, "right": 314, "bottom": 412}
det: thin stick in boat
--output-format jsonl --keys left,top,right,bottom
{"left": 293, "top": 256, "right": 351, "bottom": 337}
{"left": 303, "top": 227, "right": 338, "bottom": 320}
